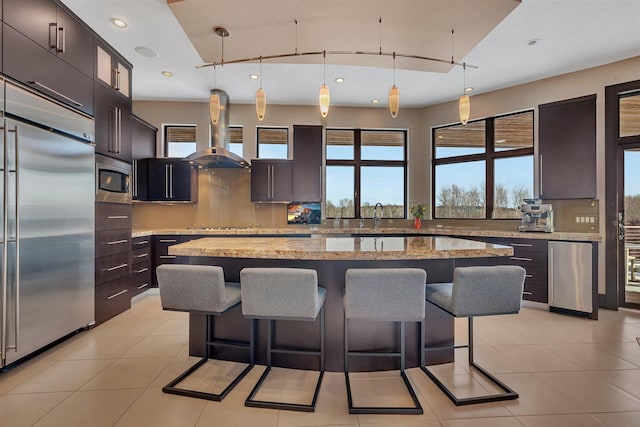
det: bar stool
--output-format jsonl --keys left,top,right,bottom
{"left": 156, "top": 264, "right": 254, "bottom": 401}
{"left": 343, "top": 268, "right": 427, "bottom": 415}
{"left": 240, "top": 267, "right": 326, "bottom": 412}
{"left": 422, "top": 265, "right": 526, "bottom": 406}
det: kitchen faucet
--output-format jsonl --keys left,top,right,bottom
{"left": 373, "top": 202, "right": 384, "bottom": 228}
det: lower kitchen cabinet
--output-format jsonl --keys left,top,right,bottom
{"left": 130, "top": 236, "right": 151, "bottom": 297}
{"left": 151, "top": 235, "right": 199, "bottom": 287}
{"left": 95, "top": 202, "right": 132, "bottom": 325}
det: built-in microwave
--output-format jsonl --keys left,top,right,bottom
{"left": 96, "top": 154, "right": 131, "bottom": 204}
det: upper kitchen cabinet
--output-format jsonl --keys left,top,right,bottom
{"left": 251, "top": 159, "right": 293, "bottom": 203}
{"left": 95, "top": 39, "right": 131, "bottom": 99}
{"left": 94, "top": 82, "right": 132, "bottom": 161}
{"left": 538, "top": 94, "right": 596, "bottom": 199}
{"left": 3, "top": 22, "right": 93, "bottom": 115}
{"left": 292, "top": 125, "right": 322, "bottom": 202}
{"left": 138, "top": 158, "right": 198, "bottom": 202}
{"left": 4, "top": 0, "right": 94, "bottom": 78}
{"left": 131, "top": 116, "right": 157, "bottom": 201}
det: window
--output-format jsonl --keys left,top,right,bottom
{"left": 164, "top": 125, "right": 196, "bottom": 158}
{"left": 326, "top": 129, "right": 407, "bottom": 219}
{"left": 257, "top": 127, "right": 288, "bottom": 158}
{"left": 228, "top": 126, "right": 244, "bottom": 157}
{"left": 433, "top": 111, "right": 534, "bottom": 219}
{"left": 620, "top": 91, "right": 640, "bottom": 138}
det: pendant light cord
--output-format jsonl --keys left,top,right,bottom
{"left": 295, "top": 19, "right": 298, "bottom": 55}
{"left": 323, "top": 50, "right": 326, "bottom": 84}
{"left": 451, "top": 29, "right": 455, "bottom": 64}
{"left": 379, "top": 17, "right": 382, "bottom": 55}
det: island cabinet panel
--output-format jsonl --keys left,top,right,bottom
{"left": 130, "top": 236, "right": 151, "bottom": 297}
{"left": 3, "top": 23, "right": 94, "bottom": 115}
{"left": 251, "top": 159, "right": 293, "bottom": 202}
{"left": 151, "top": 235, "right": 204, "bottom": 287}
{"left": 95, "top": 202, "right": 132, "bottom": 325}
{"left": 472, "top": 237, "right": 549, "bottom": 303}
{"left": 292, "top": 125, "right": 322, "bottom": 202}
{"left": 538, "top": 94, "right": 596, "bottom": 199}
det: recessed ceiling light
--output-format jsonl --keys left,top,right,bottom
{"left": 527, "top": 38, "right": 540, "bottom": 46}
{"left": 465, "top": 87, "right": 474, "bottom": 93}
{"left": 371, "top": 99, "right": 380, "bottom": 104}
{"left": 249, "top": 74, "right": 259, "bottom": 80}
{"left": 135, "top": 46, "right": 159, "bottom": 58}
{"left": 111, "top": 18, "right": 128, "bottom": 28}
{"left": 335, "top": 77, "right": 345, "bottom": 83}
{"left": 161, "top": 71, "right": 174, "bottom": 77}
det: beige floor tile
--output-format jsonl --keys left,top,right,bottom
{"left": 32, "top": 389, "right": 143, "bottom": 427}
{"left": 80, "top": 357, "right": 171, "bottom": 390}
{"left": 120, "top": 334, "right": 188, "bottom": 358}
{"left": 534, "top": 371, "right": 640, "bottom": 412}
{"left": 7, "top": 359, "right": 114, "bottom": 394}
{"left": 440, "top": 417, "right": 524, "bottom": 427}
{"left": 591, "top": 410, "right": 640, "bottom": 426}
{"left": 471, "top": 345, "right": 528, "bottom": 374}
{"left": 252, "top": 367, "right": 321, "bottom": 406}
{"left": 347, "top": 370, "right": 420, "bottom": 409}
{"left": 496, "top": 372, "right": 584, "bottom": 416}
{"left": 595, "top": 341, "right": 640, "bottom": 367}
{"left": 491, "top": 344, "right": 582, "bottom": 372}
{"left": 517, "top": 413, "right": 603, "bottom": 427}
{"left": 90, "top": 318, "right": 163, "bottom": 337}
{"left": 0, "top": 392, "right": 71, "bottom": 426}
{"left": 543, "top": 343, "right": 638, "bottom": 370}
{"left": 149, "top": 353, "right": 206, "bottom": 389}
{"left": 176, "top": 359, "right": 252, "bottom": 396}
{"left": 46, "top": 335, "right": 143, "bottom": 361}
{"left": 0, "top": 357, "right": 57, "bottom": 394}
{"left": 114, "top": 387, "right": 207, "bottom": 427}
{"left": 195, "top": 400, "right": 279, "bottom": 427}
{"left": 595, "top": 369, "right": 640, "bottom": 400}
{"left": 360, "top": 420, "right": 442, "bottom": 427}
{"left": 150, "top": 315, "right": 190, "bottom": 336}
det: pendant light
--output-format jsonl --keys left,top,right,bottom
{"left": 255, "top": 57, "right": 266, "bottom": 121}
{"left": 458, "top": 62, "right": 470, "bottom": 125}
{"left": 388, "top": 52, "right": 399, "bottom": 118}
{"left": 319, "top": 50, "right": 330, "bottom": 117}
{"left": 209, "top": 66, "right": 220, "bottom": 125}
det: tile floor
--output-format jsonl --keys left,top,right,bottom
{"left": 1, "top": 291, "right": 640, "bottom": 426}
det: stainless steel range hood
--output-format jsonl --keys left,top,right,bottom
{"left": 186, "top": 89, "right": 250, "bottom": 169}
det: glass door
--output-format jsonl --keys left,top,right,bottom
{"left": 622, "top": 146, "right": 640, "bottom": 307}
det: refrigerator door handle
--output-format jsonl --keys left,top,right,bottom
{"left": 1, "top": 122, "right": 6, "bottom": 360}
{"left": 8, "top": 125, "right": 19, "bottom": 351}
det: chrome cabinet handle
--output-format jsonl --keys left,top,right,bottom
{"left": 159, "top": 239, "right": 177, "bottom": 243}
{"left": 169, "top": 164, "right": 174, "bottom": 198}
{"left": 548, "top": 246, "right": 554, "bottom": 305}
{"left": 107, "top": 215, "right": 128, "bottom": 219}
{"left": 135, "top": 253, "right": 148, "bottom": 259}
{"left": 107, "top": 289, "right": 128, "bottom": 300}
{"left": 510, "top": 256, "right": 533, "bottom": 262}
{"left": 134, "top": 267, "right": 149, "bottom": 274}
{"left": 160, "top": 255, "right": 176, "bottom": 259}
{"left": 137, "top": 283, "right": 150, "bottom": 290}
{"left": 107, "top": 239, "right": 128, "bottom": 245}
{"left": 522, "top": 291, "right": 533, "bottom": 296}
{"left": 28, "top": 81, "right": 83, "bottom": 107}
{"left": 539, "top": 155, "right": 543, "bottom": 197}
{"left": 165, "top": 164, "right": 170, "bottom": 198}
{"left": 57, "top": 26, "right": 65, "bottom": 53}
{"left": 135, "top": 240, "right": 149, "bottom": 245}
{"left": 525, "top": 274, "right": 533, "bottom": 278}
{"left": 12, "top": 126, "right": 19, "bottom": 351}
{"left": 1, "top": 123, "right": 5, "bottom": 358}
{"left": 510, "top": 243, "right": 533, "bottom": 247}
{"left": 106, "top": 263, "right": 128, "bottom": 272}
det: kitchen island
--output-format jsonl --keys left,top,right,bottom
{"left": 169, "top": 235, "right": 513, "bottom": 371}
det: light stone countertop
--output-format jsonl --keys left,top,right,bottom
{"left": 167, "top": 235, "right": 514, "bottom": 260}
{"left": 132, "top": 226, "right": 601, "bottom": 242}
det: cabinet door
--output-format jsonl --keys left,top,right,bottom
{"left": 94, "top": 83, "right": 116, "bottom": 157}
{"left": 95, "top": 42, "right": 114, "bottom": 88}
{"left": 251, "top": 159, "right": 293, "bottom": 202}
{"left": 292, "top": 125, "right": 322, "bottom": 202}
{"left": 55, "top": 7, "right": 94, "bottom": 77}
{"left": 3, "top": 23, "right": 93, "bottom": 115}
{"left": 131, "top": 116, "right": 157, "bottom": 160}
{"left": 115, "top": 58, "right": 131, "bottom": 98}
{"left": 170, "top": 161, "right": 197, "bottom": 201}
{"left": 147, "top": 159, "right": 170, "bottom": 200}
{"left": 539, "top": 95, "right": 596, "bottom": 199}
{"left": 4, "top": 0, "right": 57, "bottom": 51}
{"left": 115, "top": 94, "right": 132, "bottom": 162}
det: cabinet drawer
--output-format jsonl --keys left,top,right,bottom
{"left": 132, "top": 236, "right": 151, "bottom": 250}
{"left": 522, "top": 283, "right": 548, "bottom": 303}
{"left": 131, "top": 266, "right": 151, "bottom": 295}
{"left": 95, "top": 229, "right": 131, "bottom": 257}
{"left": 95, "top": 276, "right": 131, "bottom": 324}
{"left": 499, "top": 250, "right": 547, "bottom": 267}
{"left": 132, "top": 247, "right": 151, "bottom": 263}
{"left": 523, "top": 266, "right": 548, "bottom": 287}
{"left": 96, "top": 202, "right": 132, "bottom": 231}
{"left": 96, "top": 252, "right": 130, "bottom": 284}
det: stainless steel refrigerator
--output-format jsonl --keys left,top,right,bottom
{"left": 1, "top": 79, "right": 95, "bottom": 369}
{"left": 548, "top": 241, "right": 593, "bottom": 315}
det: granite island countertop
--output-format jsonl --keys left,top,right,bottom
{"left": 167, "top": 235, "right": 514, "bottom": 260}
{"left": 133, "top": 226, "right": 600, "bottom": 242}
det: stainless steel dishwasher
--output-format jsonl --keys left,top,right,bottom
{"left": 548, "top": 241, "right": 593, "bottom": 316}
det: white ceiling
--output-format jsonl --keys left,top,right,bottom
{"left": 62, "top": 0, "right": 640, "bottom": 109}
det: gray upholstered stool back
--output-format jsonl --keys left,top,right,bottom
{"left": 344, "top": 268, "right": 427, "bottom": 321}
{"left": 427, "top": 265, "right": 526, "bottom": 317}
{"left": 157, "top": 264, "right": 241, "bottom": 314}
{"left": 240, "top": 267, "right": 326, "bottom": 320}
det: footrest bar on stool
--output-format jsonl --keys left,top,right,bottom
{"left": 245, "top": 366, "right": 325, "bottom": 412}
{"left": 344, "top": 370, "right": 423, "bottom": 415}
{"left": 420, "top": 362, "right": 518, "bottom": 406}
{"left": 163, "top": 358, "right": 255, "bottom": 402}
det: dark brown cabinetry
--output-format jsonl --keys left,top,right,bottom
{"left": 292, "top": 125, "right": 322, "bottom": 202}
{"left": 130, "top": 236, "right": 151, "bottom": 297}
{"left": 95, "top": 39, "right": 131, "bottom": 98}
{"left": 251, "top": 159, "right": 293, "bottom": 202}
{"left": 136, "top": 158, "right": 198, "bottom": 202}
{"left": 2, "top": 23, "right": 94, "bottom": 115}
{"left": 538, "top": 94, "right": 596, "bottom": 199}
{"left": 151, "top": 235, "right": 201, "bottom": 287}
{"left": 131, "top": 116, "right": 157, "bottom": 201}
{"left": 95, "top": 202, "right": 132, "bottom": 325}
{"left": 94, "top": 82, "right": 132, "bottom": 161}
